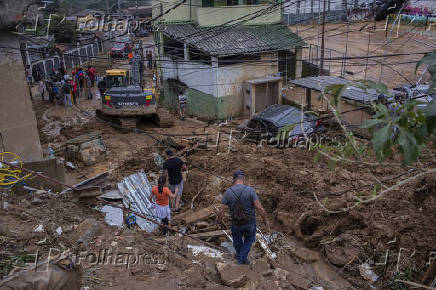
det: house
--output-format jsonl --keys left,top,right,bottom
{"left": 152, "top": 0, "right": 306, "bottom": 120}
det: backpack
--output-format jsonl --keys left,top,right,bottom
{"left": 229, "top": 187, "right": 250, "bottom": 225}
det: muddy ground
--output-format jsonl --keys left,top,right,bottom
{"left": 1, "top": 28, "right": 436, "bottom": 288}
{"left": 290, "top": 22, "right": 435, "bottom": 88}
{"left": 1, "top": 89, "right": 434, "bottom": 289}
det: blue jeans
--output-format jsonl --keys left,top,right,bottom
{"left": 231, "top": 222, "right": 256, "bottom": 264}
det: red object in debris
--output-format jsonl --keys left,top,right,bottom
{"left": 145, "top": 100, "right": 150, "bottom": 106}
{"left": 315, "top": 119, "right": 322, "bottom": 127}
{"left": 106, "top": 100, "right": 112, "bottom": 108}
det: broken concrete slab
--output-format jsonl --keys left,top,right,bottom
{"left": 216, "top": 262, "right": 249, "bottom": 288}
{"left": 65, "top": 134, "right": 106, "bottom": 166}
{"left": 182, "top": 207, "right": 214, "bottom": 224}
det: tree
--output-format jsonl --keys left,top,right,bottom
{"left": 312, "top": 50, "right": 436, "bottom": 213}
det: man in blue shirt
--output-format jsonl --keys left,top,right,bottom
{"left": 217, "top": 170, "right": 270, "bottom": 265}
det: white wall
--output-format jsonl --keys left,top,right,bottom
{"left": 161, "top": 56, "right": 216, "bottom": 96}
{"left": 161, "top": 52, "right": 279, "bottom": 98}
{"left": 283, "top": 0, "right": 370, "bottom": 14}
{"left": 216, "top": 53, "right": 278, "bottom": 97}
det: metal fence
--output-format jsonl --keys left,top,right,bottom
{"left": 25, "top": 42, "right": 101, "bottom": 81}
{"left": 302, "top": 43, "right": 346, "bottom": 77}
{"left": 283, "top": 10, "right": 347, "bottom": 25}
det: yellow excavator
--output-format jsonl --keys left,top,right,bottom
{"left": 96, "top": 42, "right": 173, "bottom": 128}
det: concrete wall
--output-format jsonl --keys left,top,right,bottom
{"left": 285, "top": 86, "right": 371, "bottom": 126}
{"left": 162, "top": 80, "right": 244, "bottom": 120}
{"left": 0, "top": 0, "right": 37, "bottom": 27}
{"left": 196, "top": 5, "right": 281, "bottom": 26}
{"left": 0, "top": 32, "right": 42, "bottom": 162}
{"left": 152, "top": 0, "right": 192, "bottom": 23}
{"left": 216, "top": 53, "right": 278, "bottom": 97}
{"left": 153, "top": 0, "right": 281, "bottom": 25}
{"left": 160, "top": 52, "right": 279, "bottom": 118}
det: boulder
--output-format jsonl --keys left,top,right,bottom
{"left": 216, "top": 262, "right": 248, "bottom": 288}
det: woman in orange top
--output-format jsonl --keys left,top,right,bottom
{"left": 151, "top": 176, "right": 175, "bottom": 236}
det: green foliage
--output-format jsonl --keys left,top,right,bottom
{"left": 320, "top": 52, "right": 436, "bottom": 166}
{"left": 362, "top": 99, "right": 428, "bottom": 165}
{"left": 323, "top": 84, "right": 347, "bottom": 107}
{"left": 0, "top": 253, "right": 34, "bottom": 277}
{"left": 415, "top": 50, "right": 436, "bottom": 92}
{"left": 50, "top": 20, "right": 78, "bottom": 44}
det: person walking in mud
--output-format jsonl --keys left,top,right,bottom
{"left": 178, "top": 90, "right": 187, "bottom": 120}
{"left": 151, "top": 176, "right": 176, "bottom": 236}
{"left": 163, "top": 150, "right": 186, "bottom": 213}
{"left": 216, "top": 170, "right": 270, "bottom": 265}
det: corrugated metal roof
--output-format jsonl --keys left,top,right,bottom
{"left": 157, "top": 24, "right": 305, "bottom": 57}
{"left": 117, "top": 171, "right": 158, "bottom": 232}
{"left": 290, "top": 76, "right": 400, "bottom": 104}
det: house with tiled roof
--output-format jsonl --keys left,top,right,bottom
{"left": 152, "top": 0, "right": 305, "bottom": 120}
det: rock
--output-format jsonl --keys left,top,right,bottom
{"left": 216, "top": 262, "right": 248, "bottom": 288}
{"left": 253, "top": 258, "right": 271, "bottom": 276}
{"left": 288, "top": 247, "right": 319, "bottom": 262}
{"left": 31, "top": 197, "right": 43, "bottom": 205}
{"left": 273, "top": 268, "right": 289, "bottom": 281}
{"left": 325, "top": 243, "right": 359, "bottom": 267}
{"left": 203, "top": 262, "right": 220, "bottom": 282}
{"left": 194, "top": 221, "right": 209, "bottom": 229}
{"left": 65, "top": 134, "right": 106, "bottom": 166}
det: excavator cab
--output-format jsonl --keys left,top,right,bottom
{"left": 105, "top": 69, "right": 130, "bottom": 89}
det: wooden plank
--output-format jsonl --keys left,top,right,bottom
{"left": 182, "top": 207, "right": 214, "bottom": 225}
{"left": 189, "top": 230, "right": 229, "bottom": 240}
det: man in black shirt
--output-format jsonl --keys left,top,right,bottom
{"left": 163, "top": 150, "right": 186, "bottom": 212}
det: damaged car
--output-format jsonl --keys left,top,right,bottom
{"left": 243, "top": 104, "right": 325, "bottom": 147}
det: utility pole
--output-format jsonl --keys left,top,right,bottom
{"left": 319, "top": 0, "right": 326, "bottom": 75}
{"left": 118, "top": 0, "right": 121, "bottom": 14}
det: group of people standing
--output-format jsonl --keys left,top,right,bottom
{"left": 36, "top": 65, "right": 96, "bottom": 107}
{"left": 150, "top": 150, "right": 270, "bottom": 266}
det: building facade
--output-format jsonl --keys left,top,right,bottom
{"left": 153, "top": 0, "right": 305, "bottom": 120}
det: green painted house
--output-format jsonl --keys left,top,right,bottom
{"left": 152, "top": 0, "right": 305, "bottom": 120}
